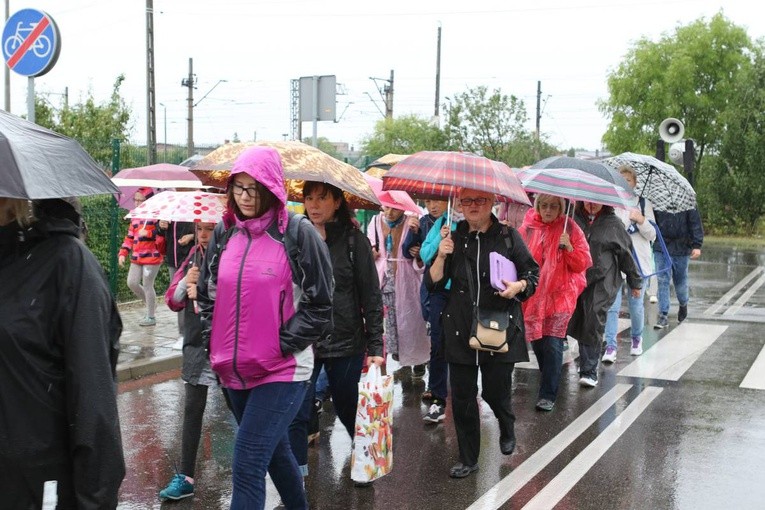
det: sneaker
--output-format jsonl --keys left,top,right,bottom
{"left": 139, "top": 316, "right": 156, "bottom": 327}
{"left": 159, "top": 473, "right": 194, "bottom": 501}
{"left": 630, "top": 336, "right": 643, "bottom": 356}
{"left": 171, "top": 336, "right": 184, "bottom": 350}
{"left": 579, "top": 376, "right": 598, "bottom": 388}
{"left": 678, "top": 305, "right": 688, "bottom": 323}
{"left": 423, "top": 402, "right": 445, "bottom": 423}
{"left": 601, "top": 346, "right": 617, "bottom": 364}
{"left": 412, "top": 364, "right": 427, "bottom": 378}
{"left": 654, "top": 314, "right": 669, "bottom": 329}
{"left": 649, "top": 295, "right": 658, "bottom": 303}
{"left": 535, "top": 398, "right": 554, "bottom": 411}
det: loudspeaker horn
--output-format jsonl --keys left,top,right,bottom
{"left": 659, "top": 118, "right": 685, "bottom": 143}
{"left": 668, "top": 142, "right": 686, "bottom": 165}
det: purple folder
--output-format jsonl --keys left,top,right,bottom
{"left": 489, "top": 252, "right": 517, "bottom": 291}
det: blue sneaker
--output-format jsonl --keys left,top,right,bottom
{"left": 159, "top": 473, "right": 194, "bottom": 501}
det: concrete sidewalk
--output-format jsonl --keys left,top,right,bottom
{"left": 116, "top": 301, "right": 183, "bottom": 382}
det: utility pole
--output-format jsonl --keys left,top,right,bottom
{"left": 385, "top": 69, "right": 394, "bottom": 119}
{"left": 145, "top": 0, "right": 157, "bottom": 164}
{"left": 182, "top": 58, "right": 195, "bottom": 157}
{"left": 535, "top": 80, "right": 541, "bottom": 160}
{"left": 4, "top": 0, "right": 9, "bottom": 112}
{"left": 434, "top": 24, "right": 442, "bottom": 119}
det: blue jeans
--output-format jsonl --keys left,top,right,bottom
{"left": 226, "top": 382, "right": 309, "bottom": 510}
{"left": 531, "top": 336, "right": 564, "bottom": 401}
{"left": 656, "top": 252, "right": 690, "bottom": 316}
{"left": 604, "top": 281, "right": 647, "bottom": 348}
{"left": 314, "top": 366, "right": 329, "bottom": 401}
{"left": 427, "top": 291, "right": 449, "bottom": 402}
{"left": 288, "top": 353, "right": 365, "bottom": 476}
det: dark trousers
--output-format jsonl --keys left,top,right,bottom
{"left": 449, "top": 362, "right": 515, "bottom": 466}
{"left": 578, "top": 342, "right": 600, "bottom": 380}
{"left": 180, "top": 383, "right": 208, "bottom": 477}
{"left": 289, "top": 353, "right": 365, "bottom": 474}
{"left": 531, "top": 336, "right": 565, "bottom": 402}
{"left": 428, "top": 291, "right": 449, "bottom": 402}
{"left": 227, "top": 381, "right": 308, "bottom": 510}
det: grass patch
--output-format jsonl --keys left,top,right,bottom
{"left": 705, "top": 235, "right": 765, "bottom": 249}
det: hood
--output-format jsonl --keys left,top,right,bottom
{"left": 229, "top": 146, "right": 288, "bottom": 234}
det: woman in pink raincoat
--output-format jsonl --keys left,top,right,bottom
{"left": 367, "top": 206, "right": 430, "bottom": 371}
{"left": 519, "top": 194, "right": 592, "bottom": 412}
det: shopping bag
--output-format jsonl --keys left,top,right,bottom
{"left": 350, "top": 364, "right": 393, "bottom": 483}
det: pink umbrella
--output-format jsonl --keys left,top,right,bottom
{"left": 112, "top": 163, "right": 203, "bottom": 189}
{"left": 125, "top": 191, "right": 226, "bottom": 223}
{"left": 363, "top": 173, "right": 421, "bottom": 214}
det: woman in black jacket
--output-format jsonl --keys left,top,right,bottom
{"left": 0, "top": 197, "right": 124, "bottom": 509}
{"left": 427, "top": 188, "right": 539, "bottom": 479}
{"left": 288, "top": 181, "right": 385, "bottom": 481}
{"left": 568, "top": 202, "right": 642, "bottom": 387}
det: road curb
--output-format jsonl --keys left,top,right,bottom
{"left": 116, "top": 353, "right": 182, "bottom": 383}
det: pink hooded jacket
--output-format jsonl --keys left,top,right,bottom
{"left": 203, "top": 147, "right": 333, "bottom": 389}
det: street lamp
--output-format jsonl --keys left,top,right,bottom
{"left": 159, "top": 102, "right": 167, "bottom": 162}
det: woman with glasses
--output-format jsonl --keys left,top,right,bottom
{"left": 519, "top": 194, "right": 592, "bottom": 412}
{"left": 426, "top": 188, "right": 539, "bottom": 479}
{"left": 196, "top": 147, "right": 333, "bottom": 510}
{"left": 118, "top": 187, "right": 165, "bottom": 326}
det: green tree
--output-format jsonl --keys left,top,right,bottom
{"left": 702, "top": 50, "right": 765, "bottom": 233}
{"left": 599, "top": 13, "right": 757, "bottom": 173}
{"left": 442, "top": 86, "right": 556, "bottom": 166}
{"left": 301, "top": 136, "right": 343, "bottom": 160}
{"left": 36, "top": 74, "right": 132, "bottom": 167}
{"left": 360, "top": 114, "right": 448, "bottom": 159}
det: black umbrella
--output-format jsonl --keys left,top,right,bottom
{"left": 531, "top": 155, "right": 634, "bottom": 195}
{"left": 0, "top": 110, "right": 118, "bottom": 199}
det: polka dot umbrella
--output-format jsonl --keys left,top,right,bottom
{"left": 125, "top": 190, "right": 226, "bottom": 223}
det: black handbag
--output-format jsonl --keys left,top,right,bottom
{"left": 465, "top": 258, "right": 509, "bottom": 353}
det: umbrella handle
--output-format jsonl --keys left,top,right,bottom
{"left": 559, "top": 201, "right": 572, "bottom": 250}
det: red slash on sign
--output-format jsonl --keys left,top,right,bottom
{"left": 7, "top": 15, "right": 49, "bottom": 69}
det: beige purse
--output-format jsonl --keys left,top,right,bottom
{"left": 465, "top": 258, "right": 510, "bottom": 353}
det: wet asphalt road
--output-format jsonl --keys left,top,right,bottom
{"left": 116, "top": 245, "right": 765, "bottom": 509}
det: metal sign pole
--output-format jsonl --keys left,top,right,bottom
{"left": 311, "top": 75, "right": 318, "bottom": 147}
{"left": 27, "top": 76, "right": 34, "bottom": 123}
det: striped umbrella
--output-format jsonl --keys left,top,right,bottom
{"left": 517, "top": 167, "right": 637, "bottom": 209}
{"left": 381, "top": 151, "right": 531, "bottom": 205}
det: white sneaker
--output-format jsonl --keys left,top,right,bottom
{"left": 601, "top": 346, "right": 617, "bottom": 364}
{"left": 579, "top": 376, "right": 598, "bottom": 388}
{"left": 172, "top": 336, "right": 184, "bottom": 350}
{"left": 649, "top": 295, "right": 658, "bottom": 303}
{"left": 630, "top": 336, "right": 643, "bottom": 356}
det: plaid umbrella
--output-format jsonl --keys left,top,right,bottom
{"left": 381, "top": 151, "right": 531, "bottom": 205}
{"left": 125, "top": 190, "right": 226, "bottom": 223}
{"left": 531, "top": 156, "right": 633, "bottom": 193}
{"left": 191, "top": 141, "right": 380, "bottom": 210}
{"left": 603, "top": 152, "right": 696, "bottom": 212}
{"left": 517, "top": 168, "right": 637, "bottom": 209}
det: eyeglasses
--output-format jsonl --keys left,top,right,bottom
{"left": 231, "top": 182, "right": 260, "bottom": 198}
{"left": 459, "top": 197, "right": 489, "bottom": 206}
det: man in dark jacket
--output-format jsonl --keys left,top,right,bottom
{"left": 652, "top": 206, "right": 703, "bottom": 329}
{"left": 0, "top": 198, "right": 125, "bottom": 509}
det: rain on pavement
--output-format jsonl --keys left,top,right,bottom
{"left": 116, "top": 244, "right": 765, "bottom": 510}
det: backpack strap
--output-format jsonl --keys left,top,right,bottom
{"left": 266, "top": 211, "right": 305, "bottom": 285}
{"left": 501, "top": 225, "right": 512, "bottom": 251}
{"left": 347, "top": 229, "right": 356, "bottom": 269}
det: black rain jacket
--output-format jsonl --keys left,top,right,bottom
{"left": 567, "top": 207, "right": 642, "bottom": 346}
{"left": 316, "top": 222, "right": 384, "bottom": 358}
{"left": 425, "top": 216, "right": 540, "bottom": 365}
{"left": 0, "top": 208, "right": 124, "bottom": 509}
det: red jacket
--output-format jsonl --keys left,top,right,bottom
{"left": 119, "top": 219, "right": 165, "bottom": 265}
{"left": 520, "top": 210, "right": 592, "bottom": 341}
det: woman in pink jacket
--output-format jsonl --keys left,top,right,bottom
{"left": 197, "top": 147, "right": 333, "bottom": 510}
{"left": 519, "top": 194, "right": 592, "bottom": 412}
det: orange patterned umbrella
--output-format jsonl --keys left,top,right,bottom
{"left": 364, "top": 153, "right": 409, "bottom": 178}
{"left": 191, "top": 141, "right": 380, "bottom": 209}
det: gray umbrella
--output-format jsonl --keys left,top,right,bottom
{"left": 0, "top": 110, "right": 118, "bottom": 200}
{"left": 531, "top": 155, "right": 633, "bottom": 194}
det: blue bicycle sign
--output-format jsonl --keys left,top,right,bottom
{"left": 2, "top": 9, "right": 60, "bottom": 77}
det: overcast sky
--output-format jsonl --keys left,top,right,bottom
{"left": 6, "top": 0, "right": 764, "bottom": 153}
